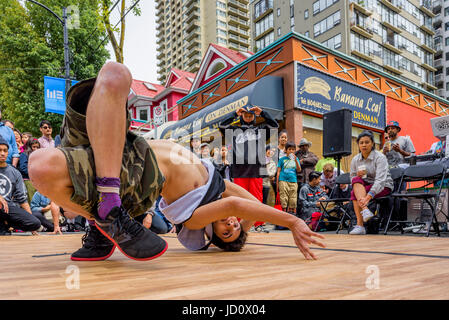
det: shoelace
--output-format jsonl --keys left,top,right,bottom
{"left": 82, "top": 227, "right": 111, "bottom": 248}
{"left": 112, "top": 208, "right": 145, "bottom": 238}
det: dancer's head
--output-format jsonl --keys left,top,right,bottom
{"left": 211, "top": 216, "right": 247, "bottom": 251}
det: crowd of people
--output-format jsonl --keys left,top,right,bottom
{"left": 0, "top": 97, "right": 425, "bottom": 239}
{"left": 188, "top": 110, "right": 424, "bottom": 236}
{"left": 0, "top": 111, "right": 73, "bottom": 235}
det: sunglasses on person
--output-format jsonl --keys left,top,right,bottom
{"left": 41, "top": 126, "right": 52, "bottom": 129}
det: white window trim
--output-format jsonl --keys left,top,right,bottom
{"left": 205, "top": 58, "right": 227, "bottom": 80}
{"left": 136, "top": 106, "right": 150, "bottom": 121}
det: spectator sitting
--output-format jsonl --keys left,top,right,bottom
{"left": 0, "top": 137, "right": 41, "bottom": 234}
{"left": 0, "top": 109, "right": 20, "bottom": 167}
{"left": 276, "top": 141, "right": 301, "bottom": 215}
{"left": 13, "top": 128, "right": 23, "bottom": 153}
{"left": 30, "top": 191, "right": 62, "bottom": 234}
{"left": 349, "top": 130, "right": 394, "bottom": 235}
{"left": 131, "top": 196, "right": 174, "bottom": 234}
{"left": 37, "top": 120, "right": 55, "bottom": 148}
{"left": 298, "top": 171, "right": 328, "bottom": 226}
{"left": 315, "top": 157, "right": 337, "bottom": 173}
{"left": 18, "top": 139, "right": 41, "bottom": 203}
{"left": 320, "top": 163, "right": 344, "bottom": 191}
{"left": 382, "top": 120, "right": 415, "bottom": 168}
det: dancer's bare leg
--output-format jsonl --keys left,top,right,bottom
{"left": 29, "top": 148, "right": 94, "bottom": 220}
{"left": 86, "top": 62, "right": 131, "bottom": 178}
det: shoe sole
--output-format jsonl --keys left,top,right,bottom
{"left": 70, "top": 246, "right": 116, "bottom": 261}
{"left": 95, "top": 222, "right": 168, "bottom": 261}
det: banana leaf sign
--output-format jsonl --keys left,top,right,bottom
{"left": 296, "top": 63, "right": 385, "bottom": 130}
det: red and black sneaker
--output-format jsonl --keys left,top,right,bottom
{"left": 95, "top": 206, "right": 168, "bottom": 261}
{"left": 71, "top": 225, "right": 116, "bottom": 261}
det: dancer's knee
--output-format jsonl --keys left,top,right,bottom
{"left": 96, "top": 62, "right": 132, "bottom": 94}
{"left": 29, "top": 148, "right": 68, "bottom": 194}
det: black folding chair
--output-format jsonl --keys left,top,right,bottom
{"left": 384, "top": 162, "right": 447, "bottom": 237}
{"left": 369, "top": 167, "right": 404, "bottom": 233}
{"left": 316, "top": 173, "right": 353, "bottom": 233}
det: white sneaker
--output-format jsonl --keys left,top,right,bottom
{"left": 361, "top": 209, "right": 374, "bottom": 222}
{"left": 349, "top": 225, "right": 366, "bottom": 235}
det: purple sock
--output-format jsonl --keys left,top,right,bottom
{"left": 96, "top": 177, "right": 121, "bottom": 220}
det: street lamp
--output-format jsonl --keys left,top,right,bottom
{"left": 25, "top": 0, "right": 71, "bottom": 94}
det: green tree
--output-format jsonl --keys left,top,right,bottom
{"left": 0, "top": 0, "right": 110, "bottom": 137}
{"left": 99, "top": 0, "right": 141, "bottom": 64}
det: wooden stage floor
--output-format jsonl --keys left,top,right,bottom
{"left": 1, "top": 231, "right": 448, "bottom": 300}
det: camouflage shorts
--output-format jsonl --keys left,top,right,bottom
{"left": 59, "top": 78, "right": 165, "bottom": 218}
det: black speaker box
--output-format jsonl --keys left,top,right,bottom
{"left": 323, "top": 109, "right": 352, "bottom": 158}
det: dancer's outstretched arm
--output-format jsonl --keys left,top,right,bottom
{"left": 185, "top": 181, "right": 326, "bottom": 260}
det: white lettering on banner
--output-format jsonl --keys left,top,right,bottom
{"left": 46, "top": 89, "right": 64, "bottom": 100}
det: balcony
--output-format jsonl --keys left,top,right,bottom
{"left": 380, "top": 0, "right": 401, "bottom": 13}
{"left": 156, "top": 50, "right": 165, "bottom": 60}
{"left": 186, "top": 37, "right": 201, "bottom": 50}
{"left": 186, "top": 54, "right": 201, "bottom": 67}
{"left": 435, "top": 58, "right": 443, "bottom": 69}
{"left": 183, "top": 0, "right": 199, "bottom": 15}
{"left": 381, "top": 20, "right": 402, "bottom": 34}
{"left": 437, "top": 89, "right": 446, "bottom": 97}
{"left": 351, "top": 50, "right": 374, "bottom": 62}
{"left": 350, "top": 22, "right": 374, "bottom": 39}
{"left": 420, "top": 42, "right": 436, "bottom": 54}
{"left": 420, "top": 24, "right": 435, "bottom": 36}
{"left": 184, "top": 19, "right": 200, "bottom": 33}
{"left": 228, "top": 6, "right": 248, "bottom": 19}
{"left": 156, "top": 0, "right": 163, "bottom": 10}
{"left": 185, "top": 45, "right": 200, "bottom": 58}
{"left": 434, "top": 14, "right": 442, "bottom": 28}
{"left": 228, "top": 15, "right": 250, "bottom": 29}
{"left": 435, "top": 42, "right": 443, "bottom": 54}
{"left": 421, "top": 62, "right": 437, "bottom": 72}
{"left": 349, "top": 0, "right": 373, "bottom": 16}
{"left": 228, "top": 34, "right": 249, "bottom": 46}
{"left": 434, "top": 0, "right": 442, "bottom": 12}
{"left": 435, "top": 73, "right": 444, "bottom": 84}
{"left": 185, "top": 28, "right": 200, "bottom": 42}
{"left": 383, "top": 64, "right": 402, "bottom": 75}
{"left": 382, "top": 41, "right": 402, "bottom": 54}
{"left": 420, "top": 3, "right": 436, "bottom": 18}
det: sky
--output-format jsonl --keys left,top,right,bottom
{"left": 106, "top": 0, "right": 158, "bottom": 83}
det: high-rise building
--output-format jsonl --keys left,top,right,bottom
{"left": 432, "top": 0, "right": 447, "bottom": 99}
{"left": 155, "top": 0, "right": 251, "bottom": 84}
{"left": 250, "top": 0, "right": 436, "bottom": 93}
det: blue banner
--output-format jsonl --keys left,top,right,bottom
{"left": 44, "top": 76, "right": 79, "bottom": 115}
{"left": 296, "top": 63, "right": 385, "bottom": 130}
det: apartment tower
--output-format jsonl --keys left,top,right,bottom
{"left": 155, "top": 0, "right": 251, "bottom": 83}
{"left": 250, "top": 0, "right": 436, "bottom": 93}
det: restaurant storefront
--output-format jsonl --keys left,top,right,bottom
{"left": 162, "top": 32, "right": 448, "bottom": 172}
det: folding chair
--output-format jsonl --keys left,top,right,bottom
{"left": 316, "top": 173, "right": 353, "bottom": 233}
{"left": 384, "top": 162, "right": 447, "bottom": 237}
{"left": 368, "top": 167, "right": 404, "bottom": 233}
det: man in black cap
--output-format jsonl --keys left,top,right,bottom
{"left": 0, "top": 137, "right": 42, "bottom": 235}
{"left": 382, "top": 120, "right": 415, "bottom": 168}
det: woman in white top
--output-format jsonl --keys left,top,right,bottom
{"left": 349, "top": 130, "right": 394, "bottom": 235}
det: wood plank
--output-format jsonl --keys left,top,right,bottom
{"left": 0, "top": 232, "right": 448, "bottom": 300}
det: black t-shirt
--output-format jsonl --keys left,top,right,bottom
{"left": 219, "top": 111, "right": 278, "bottom": 178}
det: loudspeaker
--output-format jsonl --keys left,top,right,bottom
{"left": 323, "top": 109, "right": 352, "bottom": 158}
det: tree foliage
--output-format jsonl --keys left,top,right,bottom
{"left": 0, "top": 0, "right": 110, "bottom": 137}
{"left": 99, "top": 0, "right": 141, "bottom": 64}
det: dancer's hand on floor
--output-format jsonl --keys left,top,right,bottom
{"left": 289, "top": 218, "right": 326, "bottom": 260}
